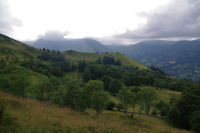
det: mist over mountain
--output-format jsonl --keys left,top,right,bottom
{"left": 25, "top": 38, "right": 109, "bottom": 53}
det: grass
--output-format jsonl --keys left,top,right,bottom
{"left": 156, "top": 89, "right": 181, "bottom": 102}
{"left": 0, "top": 91, "right": 192, "bottom": 133}
{"left": 63, "top": 50, "right": 148, "bottom": 69}
{"left": 137, "top": 86, "right": 181, "bottom": 102}
{"left": 111, "top": 53, "right": 148, "bottom": 70}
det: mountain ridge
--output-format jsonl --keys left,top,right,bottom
{"left": 25, "top": 38, "right": 109, "bottom": 53}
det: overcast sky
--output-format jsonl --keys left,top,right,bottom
{"left": 0, "top": 0, "right": 200, "bottom": 44}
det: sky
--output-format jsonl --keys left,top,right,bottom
{"left": 0, "top": 0, "right": 200, "bottom": 45}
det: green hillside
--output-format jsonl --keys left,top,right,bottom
{"left": 63, "top": 51, "right": 147, "bottom": 70}
{"left": 107, "top": 40, "right": 200, "bottom": 81}
{"left": 0, "top": 34, "right": 199, "bottom": 133}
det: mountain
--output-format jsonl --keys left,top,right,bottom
{"left": 107, "top": 40, "right": 200, "bottom": 81}
{"left": 0, "top": 33, "right": 199, "bottom": 133}
{"left": 26, "top": 38, "right": 109, "bottom": 53}
{"left": 25, "top": 35, "right": 200, "bottom": 80}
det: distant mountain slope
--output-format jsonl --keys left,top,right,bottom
{"left": 26, "top": 38, "right": 109, "bottom": 53}
{"left": 0, "top": 33, "right": 147, "bottom": 69}
{"left": 107, "top": 40, "right": 200, "bottom": 81}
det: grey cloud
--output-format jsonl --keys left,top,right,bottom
{"left": 37, "top": 30, "right": 69, "bottom": 40}
{"left": 115, "top": 0, "right": 200, "bottom": 40}
{"left": 0, "top": 0, "right": 22, "bottom": 35}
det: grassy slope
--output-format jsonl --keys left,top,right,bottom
{"left": 137, "top": 86, "right": 181, "bottom": 102}
{"left": 0, "top": 91, "right": 192, "bottom": 133}
{"left": 0, "top": 34, "right": 41, "bottom": 61}
{"left": 63, "top": 51, "right": 148, "bottom": 70}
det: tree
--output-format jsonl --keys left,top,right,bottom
{"left": 0, "top": 98, "right": 5, "bottom": 124}
{"left": 190, "top": 111, "right": 200, "bottom": 133}
{"left": 83, "top": 80, "right": 109, "bottom": 114}
{"left": 33, "top": 79, "right": 52, "bottom": 101}
{"left": 103, "top": 56, "right": 115, "bottom": 65}
{"left": 116, "top": 103, "right": 123, "bottom": 111}
{"left": 155, "top": 100, "right": 170, "bottom": 117}
{"left": 117, "top": 85, "right": 132, "bottom": 113}
{"left": 63, "top": 80, "right": 86, "bottom": 111}
{"left": 168, "top": 87, "right": 200, "bottom": 130}
{"left": 96, "top": 57, "right": 102, "bottom": 64}
{"left": 78, "top": 60, "right": 86, "bottom": 72}
{"left": 57, "top": 60, "right": 72, "bottom": 72}
{"left": 130, "top": 87, "right": 141, "bottom": 112}
{"left": 108, "top": 79, "right": 122, "bottom": 94}
{"left": 51, "top": 66, "right": 64, "bottom": 77}
{"left": 101, "top": 75, "right": 112, "bottom": 91}
{"left": 91, "top": 90, "right": 109, "bottom": 114}
{"left": 139, "top": 88, "right": 157, "bottom": 114}
{"left": 115, "top": 59, "right": 121, "bottom": 65}
{"left": 0, "top": 58, "right": 6, "bottom": 69}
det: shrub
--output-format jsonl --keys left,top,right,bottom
{"left": 190, "top": 111, "right": 200, "bottom": 133}
{"left": 152, "top": 108, "right": 158, "bottom": 116}
{"left": 116, "top": 103, "right": 123, "bottom": 111}
{"left": 105, "top": 101, "right": 115, "bottom": 111}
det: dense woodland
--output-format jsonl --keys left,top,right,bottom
{"left": 0, "top": 34, "right": 200, "bottom": 133}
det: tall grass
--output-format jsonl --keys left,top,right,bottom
{"left": 0, "top": 91, "right": 192, "bottom": 133}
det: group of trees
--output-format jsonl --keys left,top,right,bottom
{"left": 38, "top": 49, "right": 65, "bottom": 62}
{"left": 82, "top": 63, "right": 197, "bottom": 93}
{"left": 96, "top": 56, "right": 121, "bottom": 65}
{"left": 168, "top": 86, "right": 200, "bottom": 132}
{"left": 117, "top": 86, "right": 157, "bottom": 114}
{"left": 21, "top": 50, "right": 76, "bottom": 77}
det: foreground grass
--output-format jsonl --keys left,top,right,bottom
{"left": 0, "top": 91, "right": 192, "bottom": 133}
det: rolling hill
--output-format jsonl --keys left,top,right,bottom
{"left": 107, "top": 40, "right": 200, "bottom": 81}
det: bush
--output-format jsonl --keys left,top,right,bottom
{"left": 190, "top": 111, "right": 200, "bottom": 133}
{"left": 105, "top": 101, "right": 115, "bottom": 111}
{"left": 152, "top": 108, "right": 158, "bottom": 116}
{"left": 156, "top": 100, "right": 170, "bottom": 117}
{"left": 0, "top": 99, "right": 5, "bottom": 124}
{"left": 116, "top": 103, "right": 123, "bottom": 111}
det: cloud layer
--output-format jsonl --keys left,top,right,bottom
{"left": 115, "top": 0, "right": 200, "bottom": 41}
{"left": 37, "top": 30, "right": 69, "bottom": 40}
{"left": 0, "top": 0, "right": 22, "bottom": 36}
